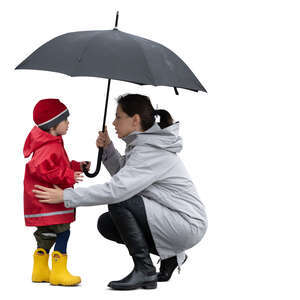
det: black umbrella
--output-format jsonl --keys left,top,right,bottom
{"left": 16, "top": 12, "right": 206, "bottom": 177}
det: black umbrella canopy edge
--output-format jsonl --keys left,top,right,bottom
{"left": 15, "top": 67, "right": 206, "bottom": 94}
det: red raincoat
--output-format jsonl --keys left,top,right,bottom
{"left": 23, "top": 126, "right": 81, "bottom": 226}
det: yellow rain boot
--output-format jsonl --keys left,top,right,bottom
{"left": 32, "top": 248, "right": 50, "bottom": 283}
{"left": 49, "top": 251, "right": 81, "bottom": 286}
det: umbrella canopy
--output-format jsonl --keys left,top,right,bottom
{"left": 16, "top": 29, "right": 206, "bottom": 93}
{"left": 16, "top": 13, "right": 206, "bottom": 177}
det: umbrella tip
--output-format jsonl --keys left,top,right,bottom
{"left": 114, "top": 11, "right": 119, "bottom": 29}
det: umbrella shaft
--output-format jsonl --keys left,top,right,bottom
{"left": 101, "top": 79, "right": 111, "bottom": 132}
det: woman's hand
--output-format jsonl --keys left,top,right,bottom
{"left": 74, "top": 171, "right": 84, "bottom": 183}
{"left": 96, "top": 126, "right": 111, "bottom": 148}
{"left": 32, "top": 185, "right": 64, "bottom": 204}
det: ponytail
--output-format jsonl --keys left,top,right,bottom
{"left": 155, "top": 109, "right": 173, "bottom": 129}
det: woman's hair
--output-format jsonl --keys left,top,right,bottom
{"left": 117, "top": 94, "right": 173, "bottom": 130}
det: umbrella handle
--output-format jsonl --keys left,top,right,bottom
{"left": 82, "top": 147, "right": 103, "bottom": 178}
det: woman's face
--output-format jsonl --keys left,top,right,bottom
{"left": 112, "top": 105, "right": 142, "bottom": 138}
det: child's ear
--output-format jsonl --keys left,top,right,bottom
{"left": 48, "top": 126, "right": 56, "bottom": 134}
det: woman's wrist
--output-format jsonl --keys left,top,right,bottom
{"left": 63, "top": 189, "right": 73, "bottom": 208}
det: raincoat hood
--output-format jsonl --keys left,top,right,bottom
{"left": 122, "top": 122, "right": 182, "bottom": 153}
{"left": 23, "top": 126, "right": 62, "bottom": 158}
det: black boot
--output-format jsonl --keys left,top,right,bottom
{"left": 107, "top": 204, "right": 157, "bottom": 290}
{"left": 157, "top": 255, "right": 188, "bottom": 282}
{"left": 108, "top": 252, "right": 157, "bottom": 290}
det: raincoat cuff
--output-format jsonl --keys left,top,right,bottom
{"left": 70, "top": 160, "right": 81, "bottom": 171}
{"left": 63, "top": 188, "right": 77, "bottom": 208}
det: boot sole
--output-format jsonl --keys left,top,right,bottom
{"left": 50, "top": 281, "right": 81, "bottom": 286}
{"left": 108, "top": 281, "right": 157, "bottom": 290}
{"left": 50, "top": 279, "right": 81, "bottom": 286}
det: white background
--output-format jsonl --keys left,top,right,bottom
{"left": 1, "top": 0, "right": 299, "bottom": 299}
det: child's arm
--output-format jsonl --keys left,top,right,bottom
{"left": 33, "top": 151, "right": 76, "bottom": 188}
{"left": 70, "top": 160, "right": 82, "bottom": 171}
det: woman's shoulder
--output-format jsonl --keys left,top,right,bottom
{"left": 127, "top": 144, "right": 179, "bottom": 167}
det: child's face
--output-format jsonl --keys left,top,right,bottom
{"left": 112, "top": 105, "right": 142, "bottom": 138}
{"left": 52, "top": 119, "right": 69, "bottom": 136}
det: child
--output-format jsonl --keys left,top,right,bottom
{"left": 23, "top": 98, "right": 90, "bottom": 286}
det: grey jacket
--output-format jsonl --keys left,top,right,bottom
{"left": 64, "top": 122, "right": 207, "bottom": 264}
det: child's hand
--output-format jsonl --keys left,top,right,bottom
{"left": 80, "top": 161, "right": 91, "bottom": 171}
{"left": 74, "top": 171, "right": 84, "bottom": 183}
{"left": 96, "top": 126, "right": 111, "bottom": 148}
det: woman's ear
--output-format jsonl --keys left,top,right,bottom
{"left": 132, "top": 114, "right": 141, "bottom": 129}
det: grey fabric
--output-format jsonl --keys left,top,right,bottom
{"left": 64, "top": 122, "right": 207, "bottom": 265}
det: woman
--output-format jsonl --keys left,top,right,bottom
{"left": 33, "top": 94, "right": 207, "bottom": 290}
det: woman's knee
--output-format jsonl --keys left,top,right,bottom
{"left": 97, "top": 212, "right": 110, "bottom": 236}
{"left": 97, "top": 212, "right": 123, "bottom": 244}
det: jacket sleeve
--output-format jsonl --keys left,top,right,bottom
{"left": 102, "top": 142, "right": 126, "bottom": 176}
{"left": 34, "top": 150, "right": 76, "bottom": 188}
{"left": 64, "top": 146, "right": 160, "bottom": 208}
{"left": 70, "top": 160, "right": 82, "bottom": 172}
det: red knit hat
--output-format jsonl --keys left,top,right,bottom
{"left": 33, "top": 99, "right": 70, "bottom": 130}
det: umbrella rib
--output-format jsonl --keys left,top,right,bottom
{"left": 129, "top": 34, "right": 157, "bottom": 86}
{"left": 71, "top": 31, "right": 101, "bottom": 76}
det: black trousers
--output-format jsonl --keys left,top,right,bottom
{"left": 97, "top": 195, "right": 159, "bottom": 256}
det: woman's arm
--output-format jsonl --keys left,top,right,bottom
{"left": 102, "top": 142, "right": 126, "bottom": 175}
{"left": 33, "top": 146, "right": 161, "bottom": 207}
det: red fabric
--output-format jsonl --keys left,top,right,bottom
{"left": 70, "top": 160, "right": 82, "bottom": 172}
{"left": 23, "top": 126, "right": 79, "bottom": 226}
{"left": 33, "top": 98, "right": 67, "bottom": 126}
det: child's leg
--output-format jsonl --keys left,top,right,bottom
{"left": 34, "top": 227, "right": 56, "bottom": 253}
{"left": 50, "top": 223, "right": 71, "bottom": 254}
{"left": 32, "top": 226, "right": 54, "bottom": 283}
{"left": 54, "top": 230, "right": 70, "bottom": 254}
{"left": 49, "top": 224, "right": 81, "bottom": 286}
